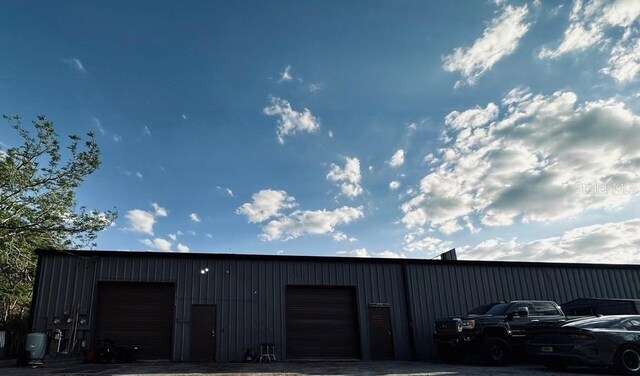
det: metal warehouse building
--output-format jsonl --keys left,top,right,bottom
{"left": 30, "top": 249, "right": 640, "bottom": 362}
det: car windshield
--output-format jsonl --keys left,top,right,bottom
{"left": 467, "top": 303, "right": 497, "bottom": 315}
{"left": 566, "top": 317, "right": 622, "bottom": 329}
{"left": 467, "top": 303, "right": 510, "bottom": 316}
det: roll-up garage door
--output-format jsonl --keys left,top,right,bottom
{"left": 286, "top": 285, "right": 360, "bottom": 359}
{"left": 94, "top": 282, "right": 174, "bottom": 359}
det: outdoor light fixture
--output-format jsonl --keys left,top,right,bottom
{"left": 200, "top": 267, "right": 209, "bottom": 274}
{"left": 52, "top": 317, "right": 61, "bottom": 325}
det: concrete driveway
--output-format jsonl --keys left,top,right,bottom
{"left": 0, "top": 361, "right": 617, "bottom": 376}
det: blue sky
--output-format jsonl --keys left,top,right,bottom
{"left": 2, "top": 0, "right": 640, "bottom": 263}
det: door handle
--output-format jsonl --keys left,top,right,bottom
{"left": 211, "top": 329, "right": 216, "bottom": 337}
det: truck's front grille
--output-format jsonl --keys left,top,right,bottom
{"left": 434, "top": 321, "right": 460, "bottom": 334}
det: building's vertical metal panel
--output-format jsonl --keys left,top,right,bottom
{"left": 406, "top": 263, "right": 640, "bottom": 360}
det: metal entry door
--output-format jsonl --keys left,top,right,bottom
{"left": 190, "top": 305, "right": 216, "bottom": 361}
{"left": 369, "top": 306, "right": 394, "bottom": 360}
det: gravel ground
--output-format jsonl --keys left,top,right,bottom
{"left": 0, "top": 361, "right": 617, "bottom": 376}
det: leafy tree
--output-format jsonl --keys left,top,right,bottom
{"left": 0, "top": 115, "right": 117, "bottom": 323}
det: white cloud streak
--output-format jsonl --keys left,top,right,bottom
{"left": 458, "top": 218, "right": 640, "bottom": 264}
{"left": 190, "top": 213, "right": 201, "bottom": 223}
{"left": 64, "top": 57, "right": 86, "bottom": 73}
{"left": 540, "top": 0, "right": 640, "bottom": 83}
{"left": 337, "top": 248, "right": 407, "bottom": 258}
{"left": 443, "top": 4, "right": 531, "bottom": 87}
{"left": 141, "top": 238, "right": 172, "bottom": 252}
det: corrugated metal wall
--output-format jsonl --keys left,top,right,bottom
{"left": 405, "top": 263, "right": 640, "bottom": 360}
{"left": 32, "top": 252, "right": 640, "bottom": 362}
{"left": 32, "top": 253, "right": 412, "bottom": 361}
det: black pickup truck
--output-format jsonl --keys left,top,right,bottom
{"left": 433, "top": 300, "right": 567, "bottom": 365}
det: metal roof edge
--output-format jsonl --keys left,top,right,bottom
{"left": 34, "top": 248, "right": 640, "bottom": 269}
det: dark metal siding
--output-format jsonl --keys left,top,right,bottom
{"left": 32, "top": 251, "right": 640, "bottom": 361}
{"left": 32, "top": 254, "right": 412, "bottom": 361}
{"left": 405, "top": 263, "right": 640, "bottom": 360}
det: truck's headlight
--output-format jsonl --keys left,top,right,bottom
{"left": 460, "top": 319, "right": 476, "bottom": 330}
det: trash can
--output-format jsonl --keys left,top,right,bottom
{"left": 25, "top": 333, "right": 47, "bottom": 367}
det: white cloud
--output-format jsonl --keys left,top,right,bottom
{"left": 308, "top": 83, "right": 322, "bottom": 92}
{"left": 64, "top": 57, "right": 86, "bottom": 73}
{"left": 444, "top": 103, "right": 499, "bottom": 130}
{"left": 143, "top": 125, "right": 151, "bottom": 135}
{"left": 601, "top": 36, "right": 640, "bottom": 83}
{"left": 168, "top": 233, "right": 177, "bottom": 241}
{"left": 188, "top": 230, "right": 196, "bottom": 236}
{"left": 336, "top": 248, "right": 407, "bottom": 258}
{"left": 443, "top": 4, "right": 531, "bottom": 87}
{"left": 540, "top": 0, "right": 640, "bottom": 83}
{"left": 152, "top": 203, "right": 168, "bottom": 217}
{"left": 141, "top": 238, "right": 172, "bottom": 252}
{"left": 135, "top": 172, "right": 143, "bottom": 179}
{"left": 93, "top": 117, "right": 105, "bottom": 135}
{"left": 113, "top": 135, "right": 122, "bottom": 142}
{"left": 332, "top": 232, "right": 348, "bottom": 241}
{"left": 125, "top": 209, "right": 156, "bottom": 235}
{"left": 259, "top": 206, "right": 364, "bottom": 241}
{"left": 206, "top": 233, "right": 213, "bottom": 238}
{"left": 237, "top": 189, "right": 298, "bottom": 223}
{"left": 328, "top": 130, "right": 334, "bottom": 138}
{"left": 177, "top": 243, "right": 190, "bottom": 253}
{"left": 216, "top": 186, "right": 234, "bottom": 197}
{"left": 327, "top": 157, "right": 363, "bottom": 198}
{"left": 337, "top": 248, "right": 370, "bottom": 257}
{"left": 278, "top": 65, "right": 293, "bottom": 82}
{"left": 403, "top": 231, "right": 452, "bottom": 254}
{"left": 389, "top": 149, "right": 405, "bottom": 168}
{"left": 190, "top": 213, "right": 201, "bottom": 223}
{"left": 181, "top": 114, "right": 188, "bottom": 120}
{"left": 389, "top": 181, "right": 401, "bottom": 191}
{"left": 401, "top": 88, "right": 640, "bottom": 236}
{"left": 458, "top": 218, "right": 640, "bottom": 264}
{"left": 263, "top": 96, "right": 320, "bottom": 144}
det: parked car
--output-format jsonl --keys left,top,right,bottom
{"left": 562, "top": 298, "right": 640, "bottom": 316}
{"left": 528, "top": 315, "right": 640, "bottom": 374}
{"left": 433, "top": 300, "right": 567, "bottom": 365}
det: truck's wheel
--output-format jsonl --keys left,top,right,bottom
{"left": 437, "top": 346, "right": 462, "bottom": 363}
{"left": 481, "top": 337, "right": 512, "bottom": 366}
{"left": 615, "top": 344, "right": 640, "bottom": 375}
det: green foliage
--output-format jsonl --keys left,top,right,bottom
{"left": 0, "top": 115, "right": 117, "bottom": 323}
